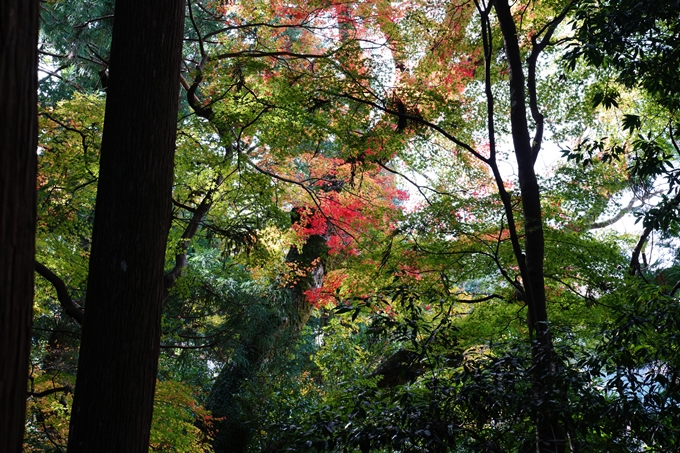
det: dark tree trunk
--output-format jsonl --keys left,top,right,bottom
{"left": 66, "top": 0, "right": 185, "bottom": 451}
{"left": 0, "top": 0, "right": 38, "bottom": 450}
{"left": 492, "top": 1, "right": 564, "bottom": 452}
{"left": 209, "top": 233, "right": 327, "bottom": 453}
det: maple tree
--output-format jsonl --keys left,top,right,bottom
{"left": 21, "top": 0, "right": 680, "bottom": 451}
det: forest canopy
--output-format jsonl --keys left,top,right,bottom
{"left": 10, "top": 0, "right": 680, "bottom": 451}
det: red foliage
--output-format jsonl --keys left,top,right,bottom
{"left": 303, "top": 270, "right": 348, "bottom": 307}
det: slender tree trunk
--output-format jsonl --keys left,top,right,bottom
{"left": 0, "top": 0, "right": 38, "bottom": 450}
{"left": 66, "top": 0, "right": 185, "bottom": 451}
{"left": 492, "top": 1, "right": 564, "bottom": 452}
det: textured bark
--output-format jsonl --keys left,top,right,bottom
{"left": 66, "top": 0, "right": 186, "bottom": 451}
{"left": 0, "top": 0, "right": 38, "bottom": 450}
{"left": 492, "top": 1, "right": 564, "bottom": 452}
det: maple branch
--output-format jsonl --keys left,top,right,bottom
{"left": 35, "top": 261, "right": 84, "bottom": 325}
{"left": 545, "top": 273, "right": 592, "bottom": 302}
{"left": 492, "top": 217, "right": 526, "bottom": 297}
{"left": 34, "top": 405, "right": 67, "bottom": 453}
{"left": 185, "top": 59, "right": 212, "bottom": 117}
{"left": 670, "top": 122, "right": 680, "bottom": 158}
{"left": 40, "top": 111, "right": 94, "bottom": 174}
{"left": 244, "top": 157, "right": 321, "bottom": 206}
{"left": 164, "top": 176, "right": 224, "bottom": 291}
{"left": 495, "top": 0, "right": 548, "bottom": 315}
{"left": 243, "top": 156, "right": 363, "bottom": 248}
{"left": 477, "top": 1, "right": 497, "bottom": 162}
{"left": 455, "top": 294, "right": 504, "bottom": 303}
{"left": 182, "top": 4, "right": 212, "bottom": 120}
{"left": 377, "top": 163, "right": 435, "bottom": 205}
{"left": 336, "top": 92, "right": 486, "bottom": 162}
{"left": 669, "top": 280, "right": 680, "bottom": 297}
{"left": 27, "top": 385, "right": 72, "bottom": 398}
{"left": 203, "top": 22, "right": 328, "bottom": 41}
{"left": 213, "top": 50, "right": 327, "bottom": 61}
{"left": 187, "top": 0, "right": 206, "bottom": 60}
{"left": 476, "top": 1, "right": 527, "bottom": 303}
{"left": 527, "top": 1, "right": 574, "bottom": 163}
{"left": 179, "top": 74, "right": 202, "bottom": 108}
{"left": 172, "top": 197, "right": 197, "bottom": 213}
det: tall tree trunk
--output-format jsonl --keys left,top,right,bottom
{"left": 66, "top": 0, "right": 185, "bottom": 451}
{"left": 0, "top": 0, "right": 38, "bottom": 450}
{"left": 208, "top": 233, "right": 327, "bottom": 453}
{"left": 492, "top": 1, "right": 564, "bottom": 452}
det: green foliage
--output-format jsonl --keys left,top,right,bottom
{"left": 566, "top": 0, "right": 680, "bottom": 110}
{"left": 36, "top": 93, "right": 104, "bottom": 292}
{"left": 30, "top": 0, "right": 680, "bottom": 452}
{"left": 565, "top": 0, "right": 680, "bottom": 237}
{"left": 24, "top": 376, "right": 216, "bottom": 453}
{"left": 150, "top": 381, "right": 216, "bottom": 453}
{"left": 39, "top": 0, "right": 115, "bottom": 102}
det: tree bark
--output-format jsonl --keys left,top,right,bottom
{"left": 0, "top": 0, "right": 38, "bottom": 450}
{"left": 492, "top": 1, "right": 564, "bottom": 452}
{"left": 66, "top": 0, "right": 186, "bottom": 451}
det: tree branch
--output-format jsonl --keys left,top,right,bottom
{"left": 669, "top": 279, "right": 680, "bottom": 297}
{"left": 630, "top": 190, "right": 680, "bottom": 275}
{"left": 589, "top": 197, "right": 638, "bottom": 230}
{"left": 335, "top": 92, "right": 486, "bottom": 162}
{"left": 35, "top": 261, "right": 84, "bottom": 325}
{"left": 163, "top": 176, "right": 224, "bottom": 291}
{"left": 213, "top": 49, "right": 327, "bottom": 61}
{"left": 527, "top": 1, "right": 574, "bottom": 163}
{"left": 27, "top": 385, "right": 72, "bottom": 399}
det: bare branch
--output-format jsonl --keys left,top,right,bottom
{"left": 28, "top": 386, "right": 72, "bottom": 399}
{"left": 589, "top": 197, "right": 638, "bottom": 230}
{"left": 164, "top": 176, "right": 225, "bottom": 291}
{"left": 630, "top": 190, "right": 680, "bottom": 275}
{"left": 34, "top": 261, "right": 84, "bottom": 325}
{"left": 73, "top": 14, "right": 114, "bottom": 29}
{"left": 527, "top": 1, "right": 575, "bottom": 163}
{"left": 213, "top": 49, "right": 327, "bottom": 61}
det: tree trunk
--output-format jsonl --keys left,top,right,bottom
{"left": 492, "top": 1, "right": 564, "bottom": 452}
{"left": 0, "top": 0, "right": 38, "bottom": 450}
{"left": 208, "top": 233, "right": 327, "bottom": 453}
{"left": 66, "top": 0, "right": 185, "bottom": 451}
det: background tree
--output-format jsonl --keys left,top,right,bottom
{"left": 65, "top": 0, "right": 187, "bottom": 451}
{"left": 0, "top": 0, "right": 38, "bottom": 451}
{"left": 27, "top": 0, "right": 680, "bottom": 452}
